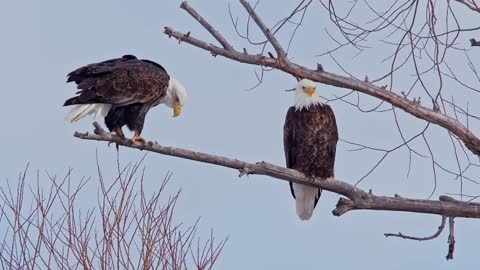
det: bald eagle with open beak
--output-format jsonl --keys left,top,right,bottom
{"left": 283, "top": 79, "right": 338, "bottom": 220}
{"left": 64, "top": 55, "right": 187, "bottom": 144}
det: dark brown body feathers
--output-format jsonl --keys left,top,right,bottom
{"left": 283, "top": 104, "right": 338, "bottom": 206}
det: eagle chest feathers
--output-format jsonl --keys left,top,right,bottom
{"left": 284, "top": 104, "right": 338, "bottom": 179}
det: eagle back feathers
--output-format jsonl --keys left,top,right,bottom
{"left": 64, "top": 55, "right": 170, "bottom": 107}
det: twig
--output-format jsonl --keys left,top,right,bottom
{"left": 470, "top": 38, "right": 480, "bottom": 46}
{"left": 384, "top": 216, "right": 447, "bottom": 241}
{"left": 455, "top": 0, "right": 480, "bottom": 13}
{"left": 180, "top": 1, "right": 233, "bottom": 50}
{"left": 74, "top": 122, "right": 480, "bottom": 218}
{"left": 446, "top": 217, "right": 455, "bottom": 260}
{"left": 239, "top": 0, "right": 287, "bottom": 60}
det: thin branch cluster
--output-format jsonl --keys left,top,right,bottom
{"left": 0, "top": 159, "right": 226, "bottom": 269}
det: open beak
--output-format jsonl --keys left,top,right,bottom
{"left": 303, "top": 86, "right": 315, "bottom": 97}
{"left": 173, "top": 102, "right": 182, "bottom": 117}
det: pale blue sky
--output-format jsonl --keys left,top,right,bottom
{"left": 1, "top": 0, "right": 480, "bottom": 269}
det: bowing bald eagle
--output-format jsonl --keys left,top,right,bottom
{"left": 283, "top": 79, "right": 338, "bottom": 220}
{"left": 64, "top": 55, "right": 187, "bottom": 143}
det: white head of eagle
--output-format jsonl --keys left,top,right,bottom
{"left": 294, "top": 79, "right": 323, "bottom": 111}
{"left": 162, "top": 77, "right": 188, "bottom": 117}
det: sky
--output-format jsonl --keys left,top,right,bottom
{"left": 1, "top": 0, "right": 480, "bottom": 269}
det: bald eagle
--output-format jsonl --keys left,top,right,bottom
{"left": 283, "top": 79, "right": 338, "bottom": 220}
{"left": 64, "top": 55, "right": 187, "bottom": 143}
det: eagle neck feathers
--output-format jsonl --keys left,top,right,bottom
{"left": 294, "top": 95, "right": 324, "bottom": 111}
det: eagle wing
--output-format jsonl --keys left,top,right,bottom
{"left": 284, "top": 107, "right": 303, "bottom": 200}
{"left": 315, "top": 104, "right": 338, "bottom": 178}
{"left": 65, "top": 55, "right": 169, "bottom": 106}
{"left": 283, "top": 106, "right": 296, "bottom": 169}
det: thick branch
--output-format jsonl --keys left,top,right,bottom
{"left": 163, "top": 2, "right": 480, "bottom": 156}
{"left": 75, "top": 123, "right": 480, "bottom": 219}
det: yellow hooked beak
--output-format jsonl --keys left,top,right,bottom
{"left": 173, "top": 102, "right": 182, "bottom": 117}
{"left": 303, "top": 86, "right": 316, "bottom": 96}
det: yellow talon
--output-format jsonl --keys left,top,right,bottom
{"left": 131, "top": 135, "right": 147, "bottom": 144}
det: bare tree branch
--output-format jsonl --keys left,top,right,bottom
{"left": 163, "top": 2, "right": 480, "bottom": 156}
{"left": 180, "top": 1, "right": 233, "bottom": 50}
{"left": 73, "top": 123, "right": 480, "bottom": 219}
{"left": 454, "top": 0, "right": 480, "bottom": 13}
{"left": 384, "top": 216, "right": 447, "bottom": 241}
{"left": 239, "top": 0, "right": 287, "bottom": 60}
{"left": 470, "top": 38, "right": 480, "bottom": 46}
{"left": 0, "top": 154, "right": 226, "bottom": 269}
{"left": 446, "top": 217, "right": 456, "bottom": 260}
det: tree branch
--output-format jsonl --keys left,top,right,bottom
{"left": 74, "top": 123, "right": 480, "bottom": 219}
{"left": 454, "top": 0, "right": 480, "bottom": 13}
{"left": 239, "top": 0, "right": 287, "bottom": 60}
{"left": 384, "top": 216, "right": 447, "bottom": 241}
{"left": 163, "top": 1, "right": 480, "bottom": 156}
{"left": 446, "top": 217, "right": 456, "bottom": 260}
{"left": 470, "top": 38, "right": 480, "bottom": 46}
{"left": 180, "top": 1, "right": 233, "bottom": 50}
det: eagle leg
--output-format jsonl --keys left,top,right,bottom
{"left": 114, "top": 128, "right": 125, "bottom": 139}
{"left": 129, "top": 107, "right": 149, "bottom": 145}
{"left": 108, "top": 128, "right": 126, "bottom": 150}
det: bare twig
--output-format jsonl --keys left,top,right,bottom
{"left": 455, "top": 0, "right": 480, "bottom": 13}
{"left": 239, "top": 0, "right": 287, "bottom": 60}
{"left": 180, "top": 1, "right": 233, "bottom": 50}
{"left": 470, "top": 38, "right": 480, "bottom": 46}
{"left": 74, "top": 123, "right": 480, "bottom": 218}
{"left": 384, "top": 216, "right": 447, "bottom": 241}
{"left": 446, "top": 217, "right": 456, "bottom": 260}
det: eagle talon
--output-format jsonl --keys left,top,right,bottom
{"left": 107, "top": 141, "right": 121, "bottom": 150}
{"left": 131, "top": 135, "right": 147, "bottom": 145}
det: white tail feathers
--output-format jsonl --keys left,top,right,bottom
{"left": 65, "top": 104, "right": 112, "bottom": 123}
{"left": 292, "top": 183, "right": 319, "bottom": 221}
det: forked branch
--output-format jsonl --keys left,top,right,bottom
{"left": 384, "top": 216, "right": 447, "bottom": 241}
{"left": 455, "top": 0, "right": 480, "bottom": 13}
{"left": 163, "top": 1, "right": 480, "bottom": 156}
{"left": 238, "top": 0, "right": 287, "bottom": 60}
{"left": 384, "top": 215, "right": 456, "bottom": 260}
